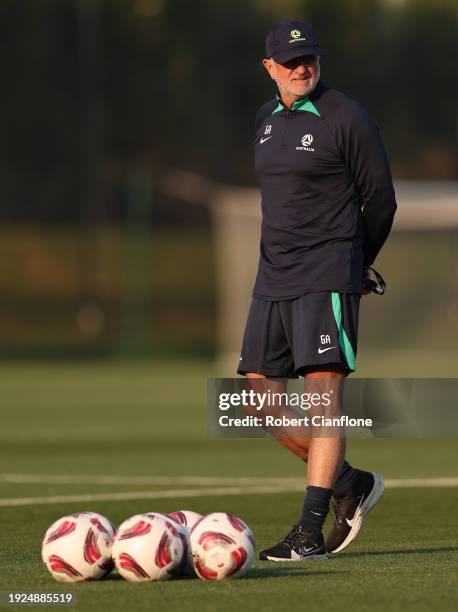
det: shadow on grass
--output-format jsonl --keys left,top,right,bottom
{"left": 103, "top": 574, "right": 124, "bottom": 581}
{"left": 101, "top": 546, "right": 458, "bottom": 583}
{"left": 103, "top": 567, "right": 344, "bottom": 582}
{"left": 245, "top": 567, "right": 345, "bottom": 580}
{"left": 337, "top": 545, "right": 458, "bottom": 559}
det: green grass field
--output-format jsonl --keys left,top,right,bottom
{"left": 1, "top": 361, "right": 457, "bottom": 611}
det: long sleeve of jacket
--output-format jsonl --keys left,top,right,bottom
{"left": 339, "top": 108, "right": 397, "bottom": 266}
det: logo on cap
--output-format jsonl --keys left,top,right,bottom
{"left": 289, "top": 28, "right": 306, "bottom": 44}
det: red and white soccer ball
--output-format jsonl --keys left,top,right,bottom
{"left": 167, "top": 510, "right": 202, "bottom": 532}
{"left": 41, "top": 511, "right": 116, "bottom": 582}
{"left": 190, "top": 512, "right": 255, "bottom": 580}
{"left": 168, "top": 510, "right": 202, "bottom": 573}
{"left": 111, "top": 512, "right": 187, "bottom": 582}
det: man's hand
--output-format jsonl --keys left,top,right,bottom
{"left": 362, "top": 267, "right": 386, "bottom": 295}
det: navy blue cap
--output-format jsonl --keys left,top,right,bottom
{"left": 265, "top": 20, "right": 324, "bottom": 63}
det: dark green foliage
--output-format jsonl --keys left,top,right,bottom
{"left": 0, "top": 0, "right": 456, "bottom": 222}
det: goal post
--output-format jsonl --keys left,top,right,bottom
{"left": 212, "top": 188, "right": 261, "bottom": 374}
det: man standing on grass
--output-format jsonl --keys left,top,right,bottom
{"left": 237, "top": 20, "right": 396, "bottom": 560}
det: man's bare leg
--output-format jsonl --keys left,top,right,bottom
{"left": 246, "top": 372, "right": 309, "bottom": 460}
{"left": 305, "top": 371, "right": 346, "bottom": 489}
{"left": 245, "top": 371, "right": 346, "bottom": 480}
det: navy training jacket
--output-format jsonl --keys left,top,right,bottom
{"left": 252, "top": 80, "right": 397, "bottom": 300}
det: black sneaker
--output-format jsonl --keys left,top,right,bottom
{"left": 326, "top": 471, "right": 384, "bottom": 554}
{"left": 259, "top": 524, "right": 328, "bottom": 561}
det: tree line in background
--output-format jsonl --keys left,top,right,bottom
{"left": 0, "top": 0, "right": 456, "bottom": 223}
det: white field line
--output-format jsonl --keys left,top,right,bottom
{"left": 0, "top": 485, "right": 306, "bottom": 507}
{"left": 384, "top": 477, "right": 458, "bottom": 488}
{"left": 0, "top": 474, "right": 290, "bottom": 486}
{"left": 1, "top": 473, "right": 458, "bottom": 488}
{"left": 0, "top": 476, "right": 457, "bottom": 507}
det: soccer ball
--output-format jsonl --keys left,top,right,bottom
{"left": 168, "top": 510, "right": 202, "bottom": 573}
{"left": 112, "top": 513, "right": 186, "bottom": 582}
{"left": 41, "top": 511, "right": 115, "bottom": 582}
{"left": 190, "top": 512, "right": 255, "bottom": 580}
{"left": 167, "top": 510, "right": 202, "bottom": 531}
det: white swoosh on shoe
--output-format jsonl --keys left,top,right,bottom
{"left": 346, "top": 493, "right": 365, "bottom": 527}
{"left": 332, "top": 472, "right": 384, "bottom": 553}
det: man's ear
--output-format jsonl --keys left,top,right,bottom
{"left": 262, "top": 58, "right": 275, "bottom": 80}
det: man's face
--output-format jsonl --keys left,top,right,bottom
{"left": 263, "top": 55, "right": 320, "bottom": 101}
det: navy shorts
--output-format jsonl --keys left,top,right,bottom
{"left": 237, "top": 292, "right": 360, "bottom": 378}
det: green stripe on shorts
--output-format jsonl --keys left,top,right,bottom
{"left": 331, "top": 292, "right": 356, "bottom": 371}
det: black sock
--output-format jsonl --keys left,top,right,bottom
{"left": 333, "top": 461, "right": 360, "bottom": 496}
{"left": 299, "top": 485, "right": 333, "bottom": 531}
